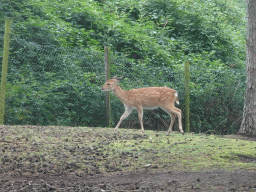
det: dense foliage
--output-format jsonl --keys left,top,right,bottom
{"left": 0, "top": 0, "right": 246, "bottom": 134}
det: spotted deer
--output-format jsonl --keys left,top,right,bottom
{"left": 101, "top": 76, "right": 183, "bottom": 134}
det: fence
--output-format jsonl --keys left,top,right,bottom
{"left": 0, "top": 20, "right": 245, "bottom": 135}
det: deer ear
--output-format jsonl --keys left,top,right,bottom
{"left": 113, "top": 76, "right": 123, "bottom": 82}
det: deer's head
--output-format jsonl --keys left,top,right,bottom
{"left": 101, "top": 76, "right": 123, "bottom": 92}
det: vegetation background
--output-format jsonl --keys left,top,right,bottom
{"left": 0, "top": 0, "right": 247, "bottom": 134}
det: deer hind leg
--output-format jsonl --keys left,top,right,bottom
{"left": 137, "top": 107, "right": 144, "bottom": 133}
{"left": 168, "top": 113, "right": 176, "bottom": 133}
{"left": 161, "top": 106, "right": 183, "bottom": 133}
{"left": 114, "top": 107, "right": 133, "bottom": 133}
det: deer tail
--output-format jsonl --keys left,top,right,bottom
{"left": 175, "top": 91, "right": 180, "bottom": 105}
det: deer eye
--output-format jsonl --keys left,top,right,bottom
{"left": 107, "top": 83, "right": 110, "bottom": 85}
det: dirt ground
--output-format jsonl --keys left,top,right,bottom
{"left": 0, "top": 166, "right": 256, "bottom": 191}
{"left": 1, "top": 126, "right": 256, "bottom": 191}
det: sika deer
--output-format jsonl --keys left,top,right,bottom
{"left": 101, "top": 76, "right": 183, "bottom": 134}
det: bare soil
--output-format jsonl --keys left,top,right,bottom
{"left": 0, "top": 168, "right": 256, "bottom": 191}
{"left": 0, "top": 126, "right": 256, "bottom": 191}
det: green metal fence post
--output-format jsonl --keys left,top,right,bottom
{"left": 184, "top": 61, "right": 190, "bottom": 133}
{"left": 104, "top": 46, "right": 112, "bottom": 127}
{"left": 0, "top": 19, "right": 11, "bottom": 125}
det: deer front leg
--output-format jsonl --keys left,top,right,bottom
{"left": 137, "top": 107, "right": 144, "bottom": 134}
{"left": 114, "top": 107, "right": 133, "bottom": 133}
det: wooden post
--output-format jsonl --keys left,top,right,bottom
{"left": 184, "top": 61, "right": 190, "bottom": 133}
{"left": 0, "top": 19, "right": 11, "bottom": 124}
{"left": 104, "top": 46, "right": 111, "bottom": 127}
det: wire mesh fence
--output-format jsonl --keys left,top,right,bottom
{"left": 3, "top": 37, "right": 106, "bottom": 127}
{"left": 1, "top": 25, "right": 245, "bottom": 135}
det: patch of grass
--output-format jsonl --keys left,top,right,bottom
{"left": 0, "top": 125, "right": 255, "bottom": 176}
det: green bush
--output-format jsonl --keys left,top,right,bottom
{"left": 0, "top": 0, "right": 246, "bottom": 134}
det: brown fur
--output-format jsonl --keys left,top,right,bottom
{"left": 102, "top": 76, "right": 183, "bottom": 133}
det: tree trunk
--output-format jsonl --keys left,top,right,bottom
{"left": 238, "top": 0, "right": 256, "bottom": 136}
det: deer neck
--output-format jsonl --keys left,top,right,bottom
{"left": 112, "top": 84, "right": 127, "bottom": 102}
